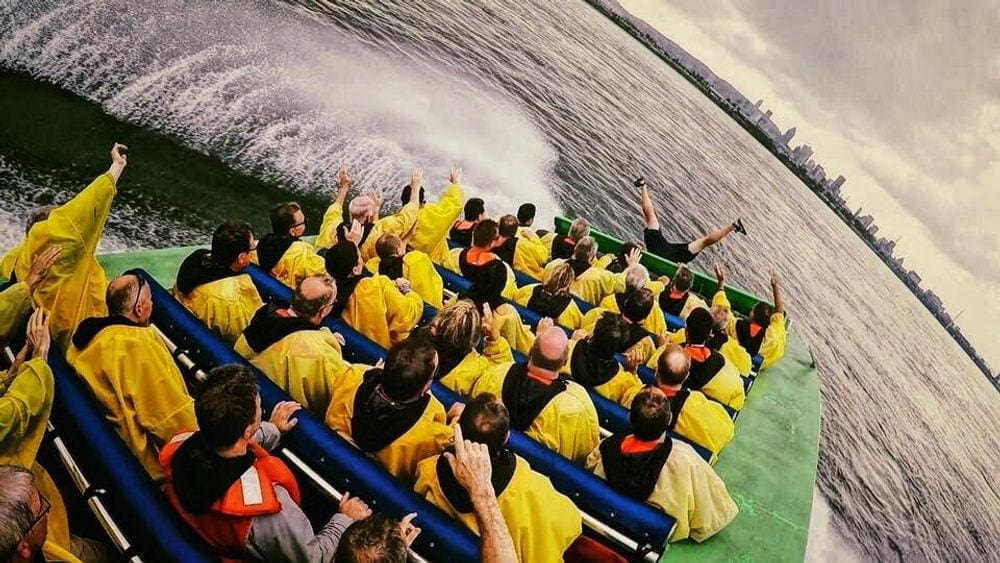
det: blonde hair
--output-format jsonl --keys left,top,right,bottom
{"left": 348, "top": 195, "right": 376, "bottom": 221}
{"left": 569, "top": 218, "right": 590, "bottom": 241}
{"left": 542, "top": 262, "right": 575, "bottom": 296}
{"left": 432, "top": 299, "right": 482, "bottom": 356}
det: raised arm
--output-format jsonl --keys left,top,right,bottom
{"left": 713, "top": 263, "right": 725, "bottom": 295}
{"left": 770, "top": 272, "right": 783, "bottom": 315}
{"left": 335, "top": 166, "right": 352, "bottom": 207}
{"left": 108, "top": 143, "right": 128, "bottom": 183}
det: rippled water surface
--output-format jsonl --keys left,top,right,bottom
{"left": 2, "top": 1, "right": 997, "bottom": 560}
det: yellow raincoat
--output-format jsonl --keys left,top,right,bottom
{"left": 174, "top": 274, "right": 263, "bottom": 347}
{"left": 316, "top": 201, "right": 421, "bottom": 261}
{"left": 268, "top": 240, "right": 327, "bottom": 290}
{"left": 587, "top": 438, "right": 738, "bottom": 542}
{"left": 443, "top": 247, "right": 519, "bottom": 301}
{"left": 714, "top": 291, "right": 786, "bottom": 370}
{"left": 0, "top": 281, "right": 31, "bottom": 341}
{"left": 543, "top": 256, "right": 624, "bottom": 305}
{"left": 408, "top": 183, "right": 464, "bottom": 264}
{"left": 365, "top": 251, "right": 445, "bottom": 308}
{"left": 437, "top": 335, "right": 514, "bottom": 397}
{"left": 511, "top": 237, "right": 549, "bottom": 280}
{"left": 68, "top": 324, "right": 197, "bottom": 480}
{"left": 471, "top": 363, "right": 600, "bottom": 464}
{"left": 598, "top": 280, "right": 669, "bottom": 337}
{"left": 0, "top": 358, "right": 79, "bottom": 562}
{"left": 234, "top": 326, "right": 362, "bottom": 417}
{"left": 667, "top": 388, "right": 734, "bottom": 461}
{"left": 414, "top": 453, "right": 581, "bottom": 562}
{"left": 342, "top": 275, "right": 423, "bottom": 348}
{"left": 579, "top": 306, "right": 657, "bottom": 365}
{"left": 1, "top": 173, "right": 116, "bottom": 351}
{"left": 492, "top": 304, "right": 537, "bottom": 358}
{"left": 517, "top": 227, "right": 554, "bottom": 262}
{"left": 325, "top": 372, "right": 452, "bottom": 482}
{"left": 511, "top": 283, "right": 585, "bottom": 331}
{"left": 561, "top": 339, "right": 644, "bottom": 407}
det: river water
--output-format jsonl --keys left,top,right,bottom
{"left": 1, "top": 1, "right": 997, "bottom": 561}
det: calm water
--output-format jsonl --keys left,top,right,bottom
{"left": 2, "top": 1, "right": 997, "bottom": 560}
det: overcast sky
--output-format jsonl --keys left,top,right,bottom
{"left": 618, "top": 0, "right": 999, "bottom": 368}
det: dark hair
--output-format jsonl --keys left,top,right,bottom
{"left": 655, "top": 345, "right": 690, "bottom": 386}
{"left": 671, "top": 268, "right": 693, "bottom": 293}
{"left": 621, "top": 287, "right": 654, "bottom": 323}
{"left": 106, "top": 274, "right": 141, "bottom": 316}
{"left": 325, "top": 240, "right": 361, "bottom": 280}
{"left": 463, "top": 198, "right": 485, "bottom": 221}
{"left": 211, "top": 220, "right": 254, "bottom": 266}
{"left": 459, "top": 393, "right": 510, "bottom": 456}
{"left": 401, "top": 184, "right": 425, "bottom": 206}
{"left": 269, "top": 202, "right": 302, "bottom": 234}
{"left": 334, "top": 514, "right": 407, "bottom": 563}
{"left": 380, "top": 337, "right": 438, "bottom": 401}
{"left": 472, "top": 219, "right": 499, "bottom": 248}
{"left": 592, "top": 312, "right": 627, "bottom": 359}
{"left": 195, "top": 365, "right": 259, "bottom": 449}
{"left": 607, "top": 242, "right": 640, "bottom": 273}
{"left": 685, "top": 308, "right": 714, "bottom": 345}
{"left": 498, "top": 215, "right": 519, "bottom": 238}
{"left": 375, "top": 234, "right": 402, "bottom": 260}
{"left": 751, "top": 302, "right": 774, "bottom": 326}
{"left": 629, "top": 388, "right": 672, "bottom": 440}
{"left": 516, "top": 203, "right": 535, "bottom": 226}
{"left": 25, "top": 205, "right": 57, "bottom": 236}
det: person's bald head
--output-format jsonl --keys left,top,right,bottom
{"left": 292, "top": 275, "right": 336, "bottom": 324}
{"left": 655, "top": 344, "right": 690, "bottom": 386}
{"left": 107, "top": 272, "right": 152, "bottom": 325}
{"left": 528, "top": 325, "right": 569, "bottom": 372}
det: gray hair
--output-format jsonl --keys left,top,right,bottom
{"left": 572, "top": 236, "right": 597, "bottom": 262}
{"left": 0, "top": 466, "right": 35, "bottom": 558}
{"left": 623, "top": 264, "right": 650, "bottom": 292}
{"left": 348, "top": 196, "right": 375, "bottom": 221}
{"left": 568, "top": 218, "right": 590, "bottom": 241}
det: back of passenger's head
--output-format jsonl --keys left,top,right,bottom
{"left": 432, "top": 300, "right": 482, "bottom": 357}
{"left": 685, "top": 307, "right": 714, "bottom": 345}
{"left": 623, "top": 264, "right": 650, "bottom": 292}
{"left": 711, "top": 305, "right": 729, "bottom": 330}
{"left": 375, "top": 233, "right": 403, "bottom": 260}
{"left": 656, "top": 344, "right": 690, "bottom": 386}
{"left": 195, "top": 364, "right": 259, "bottom": 449}
{"left": 541, "top": 261, "right": 575, "bottom": 295}
{"left": 0, "top": 465, "right": 38, "bottom": 559}
{"left": 24, "top": 205, "right": 57, "bottom": 236}
{"left": 498, "top": 214, "right": 519, "bottom": 238}
{"left": 630, "top": 387, "right": 672, "bottom": 440}
{"left": 106, "top": 274, "right": 141, "bottom": 317}
{"left": 325, "top": 240, "right": 362, "bottom": 280}
{"left": 528, "top": 326, "right": 569, "bottom": 372}
{"left": 380, "top": 337, "right": 439, "bottom": 402}
{"left": 459, "top": 393, "right": 510, "bottom": 457}
{"left": 516, "top": 203, "right": 536, "bottom": 226}
{"left": 211, "top": 220, "right": 254, "bottom": 267}
{"left": 463, "top": 198, "right": 485, "bottom": 221}
{"left": 751, "top": 301, "right": 774, "bottom": 326}
{"left": 472, "top": 219, "right": 499, "bottom": 248}
{"left": 568, "top": 218, "right": 590, "bottom": 241}
{"left": 349, "top": 195, "right": 376, "bottom": 221}
{"left": 269, "top": 201, "right": 302, "bottom": 234}
{"left": 592, "top": 312, "right": 628, "bottom": 358}
{"left": 400, "top": 184, "right": 425, "bottom": 206}
{"left": 621, "top": 287, "right": 654, "bottom": 323}
{"left": 573, "top": 236, "right": 597, "bottom": 262}
{"left": 292, "top": 275, "right": 336, "bottom": 319}
{"left": 334, "top": 514, "right": 407, "bottom": 563}
{"left": 671, "top": 267, "right": 693, "bottom": 293}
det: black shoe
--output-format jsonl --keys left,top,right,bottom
{"left": 732, "top": 218, "right": 747, "bottom": 235}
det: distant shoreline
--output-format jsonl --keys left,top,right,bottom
{"left": 585, "top": 0, "right": 996, "bottom": 387}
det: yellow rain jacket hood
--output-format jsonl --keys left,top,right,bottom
{"left": 173, "top": 248, "right": 263, "bottom": 346}
{"left": 433, "top": 333, "right": 514, "bottom": 397}
{"left": 0, "top": 281, "right": 31, "bottom": 343}
{"left": 255, "top": 235, "right": 326, "bottom": 290}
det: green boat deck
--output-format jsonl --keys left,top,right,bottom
{"left": 97, "top": 220, "right": 820, "bottom": 562}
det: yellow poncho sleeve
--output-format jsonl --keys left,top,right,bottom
{"left": 315, "top": 201, "right": 344, "bottom": 250}
{"left": 674, "top": 391, "right": 735, "bottom": 462}
{"left": 759, "top": 312, "right": 787, "bottom": 369}
{"left": 0, "top": 358, "right": 54, "bottom": 469}
{"left": 680, "top": 293, "right": 709, "bottom": 319}
{"left": 0, "top": 281, "right": 31, "bottom": 343}
{"left": 360, "top": 203, "right": 421, "bottom": 262}
{"left": 13, "top": 173, "right": 117, "bottom": 351}
{"left": 270, "top": 240, "right": 327, "bottom": 290}
{"left": 513, "top": 237, "right": 548, "bottom": 280}
{"left": 403, "top": 251, "right": 445, "bottom": 308}
{"left": 410, "top": 183, "right": 464, "bottom": 264}
{"left": 493, "top": 304, "right": 536, "bottom": 357}
{"left": 442, "top": 247, "right": 463, "bottom": 275}
{"left": 343, "top": 276, "right": 422, "bottom": 348}
{"left": 174, "top": 274, "right": 264, "bottom": 346}
{"left": 438, "top": 336, "right": 514, "bottom": 397}
{"left": 526, "top": 382, "right": 600, "bottom": 464}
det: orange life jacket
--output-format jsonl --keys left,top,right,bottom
{"left": 160, "top": 432, "right": 301, "bottom": 562}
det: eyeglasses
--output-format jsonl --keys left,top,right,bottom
{"left": 292, "top": 219, "right": 307, "bottom": 229}
{"left": 123, "top": 269, "right": 147, "bottom": 313}
{"left": 30, "top": 492, "right": 50, "bottom": 531}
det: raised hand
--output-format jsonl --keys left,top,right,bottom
{"left": 770, "top": 271, "right": 779, "bottom": 289}
{"left": 481, "top": 303, "right": 499, "bottom": 340}
{"left": 111, "top": 143, "right": 128, "bottom": 167}
{"left": 444, "top": 424, "right": 494, "bottom": 499}
{"left": 410, "top": 168, "right": 423, "bottom": 190}
{"left": 536, "top": 317, "right": 554, "bottom": 334}
{"left": 623, "top": 346, "right": 643, "bottom": 373}
{"left": 398, "top": 513, "right": 421, "bottom": 547}
{"left": 570, "top": 329, "right": 588, "bottom": 341}
{"left": 338, "top": 492, "right": 373, "bottom": 521}
{"left": 394, "top": 278, "right": 412, "bottom": 295}
{"left": 345, "top": 219, "right": 364, "bottom": 245}
{"left": 626, "top": 247, "right": 641, "bottom": 267}
{"left": 25, "top": 246, "right": 61, "bottom": 292}
{"left": 338, "top": 166, "right": 352, "bottom": 188}
{"left": 449, "top": 166, "right": 462, "bottom": 185}
{"left": 26, "top": 309, "right": 51, "bottom": 361}
{"left": 269, "top": 401, "right": 301, "bottom": 433}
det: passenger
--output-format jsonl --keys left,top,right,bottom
{"left": 454, "top": 219, "right": 517, "bottom": 301}
{"left": 582, "top": 287, "right": 659, "bottom": 363}
{"left": 406, "top": 167, "right": 465, "bottom": 264}
{"left": 449, "top": 197, "right": 485, "bottom": 247}
{"left": 0, "top": 247, "right": 59, "bottom": 343}
{"left": 604, "top": 242, "right": 642, "bottom": 273}
{"left": 562, "top": 312, "right": 644, "bottom": 407}
{"left": 680, "top": 309, "right": 745, "bottom": 411}
{"left": 695, "top": 265, "right": 753, "bottom": 375}
{"left": 637, "top": 179, "right": 745, "bottom": 264}
{"left": 470, "top": 323, "right": 599, "bottom": 464}
{"left": 325, "top": 337, "right": 459, "bottom": 482}
{"left": 174, "top": 220, "right": 264, "bottom": 345}
{"left": 730, "top": 273, "right": 786, "bottom": 369}
{"left": 587, "top": 387, "right": 738, "bottom": 542}
{"left": 646, "top": 345, "right": 734, "bottom": 459}
{"left": 414, "top": 394, "right": 582, "bottom": 562}
{"left": 325, "top": 238, "right": 423, "bottom": 348}
{"left": 515, "top": 202, "right": 553, "bottom": 249}
{"left": 334, "top": 514, "right": 421, "bottom": 563}
{"left": 512, "top": 261, "right": 585, "bottom": 330}
{"left": 545, "top": 236, "right": 630, "bottom": 305}
{"left": 0, "top": 465, "right": 63, "bottom": 563}
{"left": 493, "top": 214, "right": 547, "bottom": 280}
{"left": 658, "top": 263, "right": 708, "bottom": 319}
{"left": 368, "top": 233, "right": 444, "bottom": 308}
{"left": 419, "top": 300, "right": 513, "bottom": 396}
{"left": 0, "top": 143, "right": 128, "bottom": 351}
{"left": 161, "top": 365, "right": 372, "bottom": 561}
{"left": 255, "top": 201, "right": 326, "bottom": 290}
{"left": 551, "top": 217, "right": 588, "bottom": 261}
{"left": 598, "top": 263, "right": 669, "bottom": 336}
{"left": 69, "top": 271, "right": 197, "bottom": 480}
{"left": 235, "top": 275, "right": 362, "bottom": 416}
